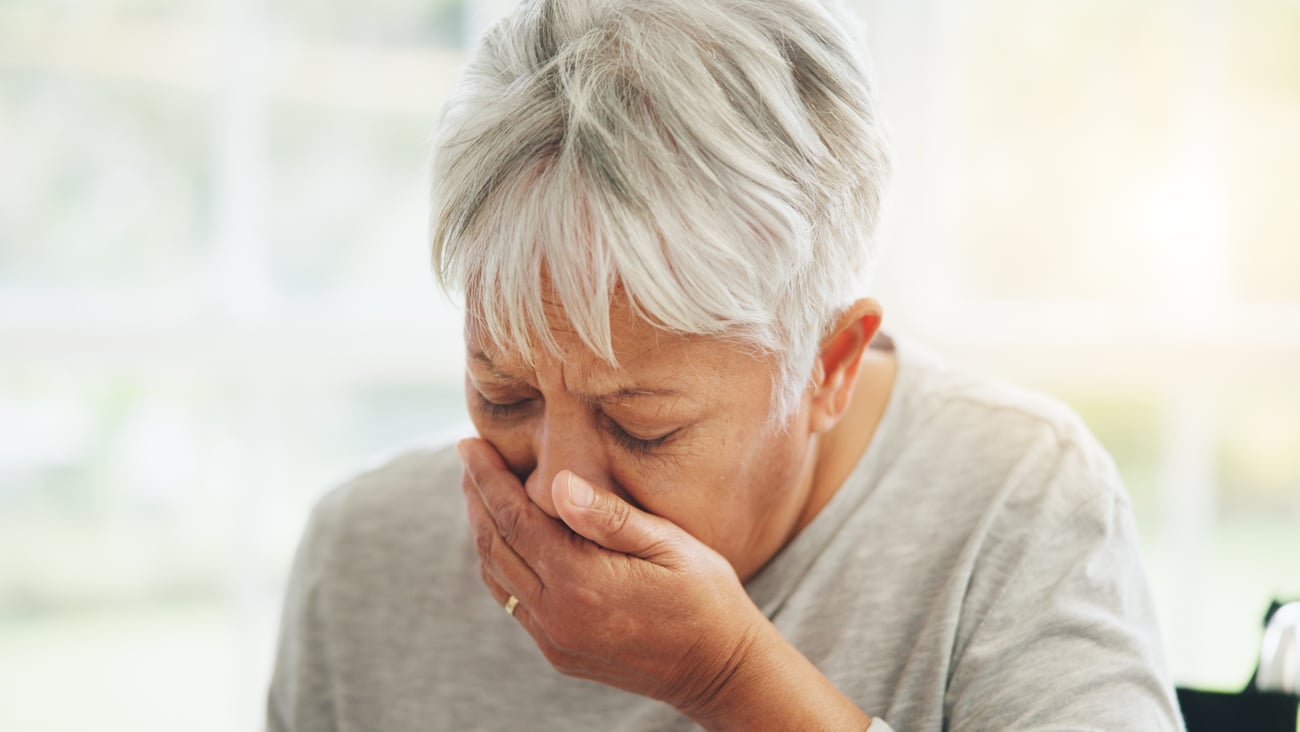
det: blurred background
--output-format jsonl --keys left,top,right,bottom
{"left": 0, "top": 0, "right": 1296, "bottom": 729}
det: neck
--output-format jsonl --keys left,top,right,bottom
{"left": 795, "top": 347, "right": 898, "bottom": 536}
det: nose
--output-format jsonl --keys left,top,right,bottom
{"left": 523, "top": 408, "right": 610, "bottom": 519}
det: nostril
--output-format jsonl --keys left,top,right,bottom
{"left": 498, "top": 455, "right": 534, "bottom": 487}
{"left": 522, "top": 471, "right": 562, "bottom": 519}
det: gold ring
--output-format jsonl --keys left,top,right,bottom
{"left": 504, "top": 595, "right": 519, "bottom": 616}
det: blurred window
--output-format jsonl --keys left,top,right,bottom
{"left": 862, "top": 0, "right": 1300, "bottom": 692}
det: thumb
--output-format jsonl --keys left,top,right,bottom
{"left": 552, "top": 470, "right": 683, "bottom": 563}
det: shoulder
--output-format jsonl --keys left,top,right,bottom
{"left": 884, "top": 357, "right": 1182, "bottom": 728}
{"left": 891, "top": 340, "right": 1128, "bottom": 520}
{"left": 269, "top": 443, "right": 498, "bottom": 729}
{"left": 295, "top": 443, "right": 469, "bottom": 591}
{"left": 855, "top": 339, "right": 1136, "bottom": 604}
{"left": 886, "top": 343, "right": 1148, "bottom": 617}
{"left": 318, "top": 442, "right": 464, "bottom": 520}
{"left": 313, "top": 442, "right": 464, "bottom": 532}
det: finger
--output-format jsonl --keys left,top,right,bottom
{"left": 462, "top": 471, "right": 544, "bottom": 599}
{"left": 552, "top": 470, "right": 686, "bottom": 565}
{"left": 458, "top": 437, "right": 569, "bottom": 567}
{"left": 477, "top": 563, "right": 541, "bottom": 634}
{"left": 477, "top": 561, "right": 512, "bottom": 607}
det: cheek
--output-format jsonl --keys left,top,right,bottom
{"left": 642, "top": 428, "right": 810, "bottom": 548}
{"left": 467, "top": 411, "right": 534, "bottom": 480}
{"left": 606, "top": 459, "right": 683, "bottom": 514}
{"left": 607, "top": 443, "right": 741, "bottom": 539}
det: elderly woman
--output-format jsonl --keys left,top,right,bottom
{"left": 267, "top": 0, "right": 1184, "bottom": 730}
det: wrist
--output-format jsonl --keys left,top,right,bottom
{"left": 678, "top": 614, "right": 873, "bottom": 732}
{"left": 677, "top": 614, "right": 775, "bottom": 730}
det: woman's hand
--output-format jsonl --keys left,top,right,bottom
{"left": 456, "top": 437, "right": 769, "bottom": 718}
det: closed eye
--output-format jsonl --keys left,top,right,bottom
{"left": 475, "top": 390, "right": 679, "bottom": 455}
{"left": 474, "top": 392, "right": 535, "bottom": 420}
{"left": 604, "top": 418, "right": 678, "bottom": 456}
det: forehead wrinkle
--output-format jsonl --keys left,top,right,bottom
{"left": 473, "top": 347, "right": 685, "bottom": 408}
{"left": 560, "top": 337, "right": 694, "bottom": 408}
{"left": 473, "top": 299, "right": 706, "bottom": 408}
{"left": 573, "top": 386, "right": 684, "bottom": 408}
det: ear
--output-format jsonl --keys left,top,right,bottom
{"left": 808, "top": 299, "right": 883, "bottom": 434}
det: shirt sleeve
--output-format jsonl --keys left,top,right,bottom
{"left": 266, "top": 491, "right": 344, "bottom": 732}
{"left": 944, "top": 443, "right": 1185, "bottom": 731}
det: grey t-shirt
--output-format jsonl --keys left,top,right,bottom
{"left": 266, "top": 337, "right": 1184, "bottom": 731}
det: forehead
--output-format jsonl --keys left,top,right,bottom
{"left": 466, "top": 299, "right": 697, "bottom": 376}
{"left": 464, "top": 290, "right": 772, "bottom": 389}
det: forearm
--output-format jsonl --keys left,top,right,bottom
{"left": 684, "top": 613, "right": 873, "bottom": 732}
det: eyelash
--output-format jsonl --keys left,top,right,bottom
{"left": 475, "top": 394, "right": 677, "bottom": 455}
{"left": 606, "top": 420, "right": 676, "bottom": 455}
{"left": 476, "top": 394, "right": 534, "bottom": 421}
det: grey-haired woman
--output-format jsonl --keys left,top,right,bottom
{"left": 267, "top": 1, "right": 1184, "bottom": 729}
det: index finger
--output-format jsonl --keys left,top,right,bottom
{"left": 457, "top": 437, "right": 570, "bottom": 564}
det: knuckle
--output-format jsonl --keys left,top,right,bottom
{"left": 603, "top": 496, "right": 632, "bottom": 535}
{"left": 531, "top": 555, "right": 551, "bottom": 578}
{"left": 573, "top": 583, "right": 603, "bottom": 610}
{"left": 496, "top": 501, "right": 528, "bottom": 547}
{"left": 473, "top": 524, "right": 495, "bottom": 557}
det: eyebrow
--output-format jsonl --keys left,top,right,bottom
{"left": 470, "top": 352, "right": 683, "bottom": 406}
{"left": 472, "top": 352, "right": 518, "bottom": 382}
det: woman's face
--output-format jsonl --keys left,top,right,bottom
{"left": 463, "top": 300, "right": 820, "bottom": 582}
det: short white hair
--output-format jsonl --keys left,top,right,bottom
{"left": 431, "top": 0, "right": 890, "bottom": 423}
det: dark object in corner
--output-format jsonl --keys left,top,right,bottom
{"left": 1177, "top": 600, "right": 1300, "bottom": 732}
{"left": 1177, "top": 688, "right": 1298, "bottom": 732}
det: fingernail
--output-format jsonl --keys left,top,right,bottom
{"left": 455, "top": 439, "right": 470, "bottom": 462}
{"left": 567, "top": 472, "right": 594, "bottom": 508}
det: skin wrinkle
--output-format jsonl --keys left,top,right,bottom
{"left": 471, "top": 325, "right": 692, "bottom": 404}
{"left": 475, "top": 355, "right": 684, "bottom": 408}
{"left": 468, "top": 353, "right": 694, "bottom": 443}
{"left": 473, "top": 290, "right": 734, "bottom": 418}
{"left": 463, "top": 289, "right": 887, "bottom": 584}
